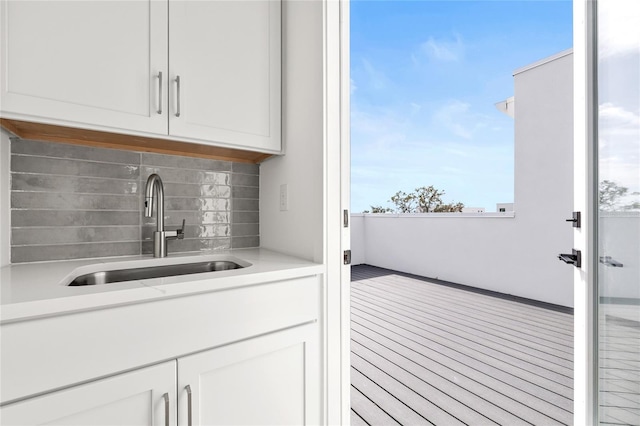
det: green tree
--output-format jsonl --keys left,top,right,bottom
{"left": 389, "top": 186, "right": 464, "bottom": 213}
{"left": 363, "top": 205, "right": 394, "bottom": 214}
{"left": 434, "top": 201, "right": 465, "bottom": 212}
{"left": 389, "top": 190, "right": 417, "bottom": 213}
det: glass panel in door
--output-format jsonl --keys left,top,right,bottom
{"left": 596, "top": 0, "right": 640, "bottom": 424}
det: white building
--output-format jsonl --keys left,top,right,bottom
{"left": 496, "top": 203, "right": 514, "bottom": 212}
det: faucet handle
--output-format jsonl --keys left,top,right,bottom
{"left": 177, "top": 219, "right": 186, "bottom": 239}
{"left": 165, "top": 219, "right": 186, "bottom": 240}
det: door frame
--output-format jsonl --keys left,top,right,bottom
{"left": 573, "top": 0, "right": 598, "bottom": 424}
{"left": 333, "top": 0, "right": 602, "bottom": 424}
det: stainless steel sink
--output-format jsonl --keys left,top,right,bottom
{"left": 68, "top": 261, "right": 245, "bottom": 286}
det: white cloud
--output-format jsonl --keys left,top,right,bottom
{"left": 361, "top": 58, "right": 387, "bottom": 90}
{"left": 433, "top": 100, "right": 474, "bottom": 139}
{"left": 598, "top": 0, "right": 640, "bottom": 59}
{"left": 351, "top": 107, "right": 408, "bottom": 150}
{"left": 421, "top": 34, "right": 464, "bottom": 62}
{"left": 441, "top": 166, "right": 465, "bottom": 175}
{"left": 598, "top": 103, "right": 640, "bottom": 193}
{"left": 445, "top": 147, "right": 471, "bottom": 158}
{"left": 600, "top": 103, "right": 640, "bottom": 127}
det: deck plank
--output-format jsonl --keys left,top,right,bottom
{"left": 351, "top": 285, "right": 574, "bottom": 366}
{"left": 351, "top": 366, "right": 432, "bottom": 425}
{"left": 351, "top": 385, "right": 401, "bottom": 425}
{"left": 351, "top": 409, "right": 369, "bottom": 426}
{"left": 352, "top": 302, "right": 574, "bottom": 389}
{"left": 351, "top": 280, "right": 574, "bottom": 351}
{"left": 352, "top": 268, "right": 573, "bottom": 326}
{"left": 352, "top": 321, "right": 570, "bottom": 425}
{"left": 352, "top": 341, "right": 491, "bottom": 426}
{"left": 367, "top": 274, "right": 573, "bottom": 332}
{"left": 353, "top": 279, "right": 573, "bottom": 345}
{"left": 351, "top": 264, "right": 575, "bottom": 426}
{"left": 351, "top": 308, "right": 574, "bottom": 413}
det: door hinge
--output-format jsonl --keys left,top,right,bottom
{"left": 343, "top": 250, "right": 351, "bottom": 265}
{"left": 343, "top": 209, "right": 349, "bottom": 228}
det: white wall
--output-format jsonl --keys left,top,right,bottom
{"left": 351, "top": 51, "right": 575, "bottom": 307}
{"left": 350, "top": 214, "right": 365, "bottom": 265}
{"left": 260, "top": 0, "right": 324, "bottom": 264}
{"left": 512, "top": 50, "right": 574, "bottom": 307}
{"left": 0, "top": 129, "right": 10, "bottom": 267}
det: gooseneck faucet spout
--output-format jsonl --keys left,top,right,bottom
{"left": 144, "top": 174, "right": 185, "bottom": 257}
{"left": 145, "top": 174, "right": 165, "bottom": 232}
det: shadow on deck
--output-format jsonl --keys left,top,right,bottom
{"left": 350, "top": 264, "right": 574, "bottom": 426}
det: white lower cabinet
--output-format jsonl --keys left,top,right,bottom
{"left": 0, "top": 361, "right": 177, "bottom": 426}
{"left": 178, "top": 323, "right": 319, "bottom": 426}
{"left": 0, "top": 324, "right": 319, "bottom": 426}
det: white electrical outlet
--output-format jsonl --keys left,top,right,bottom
{"left": 279, "top": 184, "right": 289, "bottom": 211}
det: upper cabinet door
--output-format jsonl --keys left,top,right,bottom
{"left": 169, "top": 0, "right": 281, "bottom": 153}
{"left": 0, "top": 0, "right": 168, "bottom": 135}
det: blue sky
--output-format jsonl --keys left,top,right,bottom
{"left": 351, "top": 0, "right": 573, "bottom": 212}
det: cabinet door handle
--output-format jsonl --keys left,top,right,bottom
{"left": 185, "top": 385, "right": 192, "bottom": 426}
{"left": 175, "top": 76, "right": 181, "bottom": 118}
{"left": 157, "top": 71, "right": 163, "bottom": 115}
{"left": 162, "top": 392, "right": 170, "bottom": 426}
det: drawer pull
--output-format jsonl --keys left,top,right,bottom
{"left": 162, "top": 392, "right": 170, "bottom": 426}
{"left": 157, "top": 71, "right": 163, "bottom": 115}
{"left": 175, "top": 76, "right": 181, "bottom": 117}
{"left": 185, "top": 384, "right": 192, "bottom": 426}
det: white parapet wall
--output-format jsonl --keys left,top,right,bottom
{"left": 351, "top": 212, "right": 574, "bottom": 307}
{"left": 351, "top": 212, "right": 639, "bottom": 307}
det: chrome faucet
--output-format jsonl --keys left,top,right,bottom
{"left": 144, "top": 174, "right": 185, "bottom": 257}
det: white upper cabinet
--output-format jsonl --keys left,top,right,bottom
{"left": 169, "top": 1, "right": 281, "bottom": 152}
{"left": 0, "top": 1, "right": 169, "bottom": 135}
{"left": 0, "top": 0, "right": 281, "bottom": 154}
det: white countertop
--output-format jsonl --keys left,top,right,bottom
{"left": 0, "top": 249, "right": 324, "bottom": 324}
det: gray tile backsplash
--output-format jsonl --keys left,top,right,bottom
{"left": 10, "top": 139, "right": 260, "bottom": 263}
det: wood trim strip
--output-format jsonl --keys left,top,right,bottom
{"left": 0, "top": 119, "right": 273, "bottom": 164}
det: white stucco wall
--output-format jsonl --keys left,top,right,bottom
{"left": 260, "top": 0, "right": 324, "bottom": 263}
{"left": 351, "top": 51, "right": 575, "bottom": 307}
{"left": 350, "top": 214, "right": 365, "bottom": 265}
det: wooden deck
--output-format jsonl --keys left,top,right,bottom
{"left": 350, "top": 265, "right": 574, "bottom": 426}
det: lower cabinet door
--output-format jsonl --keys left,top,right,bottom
{"left": 177, "top": 323, "right": 320, "bottom": 426}
{"left": 0, "top": 361, "right": 177, "bottom": 426}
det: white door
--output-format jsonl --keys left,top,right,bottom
{"left": 177, "top": 324, "right": 319, "bottom": 426}
{"left": 0, "top": 0, "right": 168, "bottom": 134}
{"left": 168, "top": 0, "right": 281, "bottom": 153}
{"left": 574, "top": 1, "right": 640, "bottom": 424}
{"left": 0, "top": 361, "right": 177, "bottom": 426}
